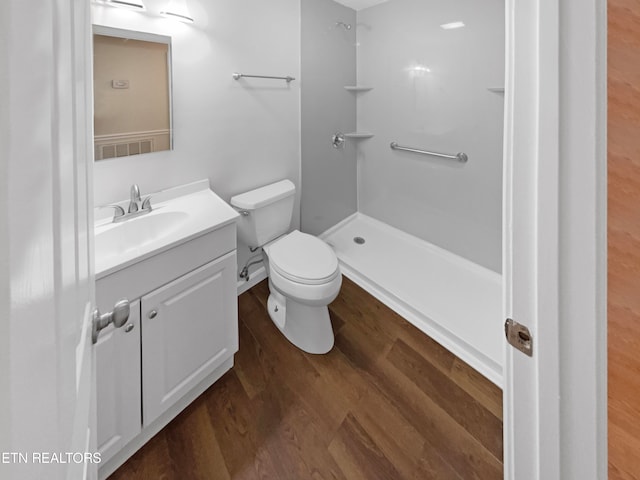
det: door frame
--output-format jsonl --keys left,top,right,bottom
{"left": 504, "top": 0, "right": 607, "bottom": 478}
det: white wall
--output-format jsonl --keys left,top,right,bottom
{"left": 91, "top": 0, "right": 301, "bottom": 276}
{"left": 356, "top": 0, "right": 504, "bottom": 272}
{"left": 300, "top": 0, "right": 358, "bottom": 236}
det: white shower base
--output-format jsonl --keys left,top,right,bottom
{"left": 321, "top": 213, "right": 503, "bottom": 386}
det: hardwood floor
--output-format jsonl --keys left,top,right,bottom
{"left": 109, "top": 277, "right": 503, "bottom": 480}
{"left": 609, "top": 1, "right": 640, "bottom": 478}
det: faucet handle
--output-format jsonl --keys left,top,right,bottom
{"left": 141, "top": 196, "right": 153, "bottom": 212}
{"left": 103, "top": 204, "right": 126, "bottom": 221}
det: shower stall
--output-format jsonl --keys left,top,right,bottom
{"left": 301, "top": 0, "right": 505, "bottom": 384}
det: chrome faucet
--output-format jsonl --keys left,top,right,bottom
{"left": 101, "top": 184, "right": 152, "bottom": 223}
{"left": 129, "top": 184, "right": 141, "bottom": 213}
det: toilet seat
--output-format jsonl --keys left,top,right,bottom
{"left": 266, "top": 230, "right": 339, "bottom": 285}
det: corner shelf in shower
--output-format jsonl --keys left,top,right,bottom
{"left": 344, "top": 86, "right": 374, "bottom": 92}
{"left": 344, "top": 132, "right": 374, "bottom": 139}
{"left": 487, "top": 87, "right": 505, "bottom": 93}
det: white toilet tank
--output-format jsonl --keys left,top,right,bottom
{"left": 230, "top": 179, "right": 295, "bottom": 248}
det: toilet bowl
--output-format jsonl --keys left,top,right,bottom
{"left": 263, "top": 230, "right": 341, "bottom": 354}
{"left": 230, "top": 180, "right": 341, "bottom": 354}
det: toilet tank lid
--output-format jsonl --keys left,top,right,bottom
{"left": 230, "top": 179, "right": 295, "bottom": 210}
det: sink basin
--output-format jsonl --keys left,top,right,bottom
{"left": 94, "top": 181, "right": 240, "bottom": 278}
{"left": 95, "top": 210, "right": 189, "bottom": 260}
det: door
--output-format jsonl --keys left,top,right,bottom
{"left": 141, "top": 253, "right": 238, "bottom": 426}
{"left": 0, "top": 1, "right": 97, "bottom": 479}
{"left": 503, "top": 0, "right": 607, "bottom": 479}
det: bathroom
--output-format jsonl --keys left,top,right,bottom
{"left": 90, "top": 0, "right": 505, "bottom": 475}
{"left": 0, "top": 0, "right": 608, "bottom": 478}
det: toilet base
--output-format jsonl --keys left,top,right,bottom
{"left": 267, "top": 289, "right": 334, "bottom": 354}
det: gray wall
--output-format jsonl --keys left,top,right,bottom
{"left": 300, "top": 0, "right": 358, "bottom": 236}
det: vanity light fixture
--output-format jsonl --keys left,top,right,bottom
{"left": 160, "top": 0, "right": 194, "bottom": 23}
{"left": 106, "top": 0, "right": 146, "bottom": 11}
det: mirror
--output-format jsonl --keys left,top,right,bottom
{"left": 93, "top": 26, "right": 172, "bottom": 161}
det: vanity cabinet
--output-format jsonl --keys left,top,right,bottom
{"left": 95, "top": 219, "right": 238, "bottom": 479}
{"left": 141, "top": 252, "right": 237, "bottom": 426}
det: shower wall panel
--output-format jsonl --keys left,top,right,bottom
{"left": 356, "top": 0, "right": 504, "bottom": 272}
{"left": 301, "top": 0, "right": 358, "bottom": 236}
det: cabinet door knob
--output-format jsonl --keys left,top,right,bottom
{"left": 148, "top": 310, "right": 158, "bottom": 319}
{"left": 125, "top": 323, "right": 135, "bottom": 333}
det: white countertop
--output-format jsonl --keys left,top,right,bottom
{"left": 95, "top": 180, "right": 239, "bottom": 279}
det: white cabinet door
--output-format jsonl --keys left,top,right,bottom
{"left": 141, "top": 251, "right": 238, "bottom": 426}
{"left": 96, "top": 300, "right": 142, "bottom": 465}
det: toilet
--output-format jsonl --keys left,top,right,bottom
{"left": 230, "top": 179, "right": 341, "bottom": 354}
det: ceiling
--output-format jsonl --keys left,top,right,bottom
{"left": 333, "top": 0, "right": 390, "bottom": 11}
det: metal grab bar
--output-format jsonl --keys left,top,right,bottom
{"left": 232, "top": 72, "right": 295, "bottom": 83}
{"left": 390, "top": 142, "right": 468, "bottom": 163}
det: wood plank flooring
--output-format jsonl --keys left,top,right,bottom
{"left": 109, "top": 277, "right": 503, "bottom": 480}
{"left": 609, "top": 1, "right": 640, "bottom": 478}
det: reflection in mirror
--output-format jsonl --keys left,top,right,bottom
{"left": 93, "top": 27, "right": 172, "bottom": 161}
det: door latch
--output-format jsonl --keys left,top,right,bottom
{"left": 505, "top": 318, "right": 533, "bottom": 357}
